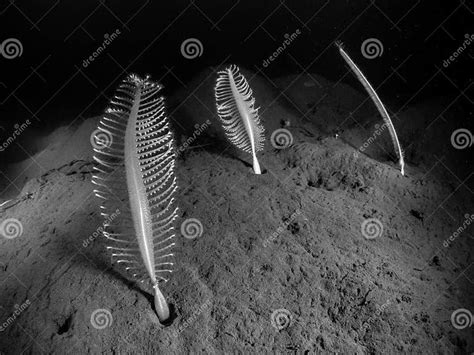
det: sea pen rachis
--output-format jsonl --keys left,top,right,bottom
{"left": 335, "top": 41, "right": 405, "bottom": 176}
{"left": 92, "top": 74, "right": 179, "bottom": 323}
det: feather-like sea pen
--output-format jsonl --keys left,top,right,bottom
{"left": 335, "top": 41, "right": 405, "bottom": 175}
{"left": 92, "top": 74, "right": 179, "bottom": 323}
{"left": 215, "top": 65, "right": 265, "bottom": 174}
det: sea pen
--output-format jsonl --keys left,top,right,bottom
{"left": 92, "top": 74, "right": 179, "bottom": 322}
{"left": 336, "top": 41, "right": 405, "bottom": 175}
{"left": 215, "top": 65, "right": 265, "bottom": 174}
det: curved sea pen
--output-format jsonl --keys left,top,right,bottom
{"left": 92, "top": 74, "right": 179, "bottom": 323}
{"left": 335, "top": 41, "right": 405, "bottom": 176}
{"left": 215, "top": 64, "right": 265, "bottom": 174}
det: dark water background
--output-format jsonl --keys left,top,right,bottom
{"left": 0, "top": 0, "right": 472, "bottom": 160}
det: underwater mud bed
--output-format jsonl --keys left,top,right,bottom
{"left": 0, "top": 69, "right": 473, "bottom": 354}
